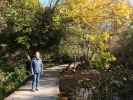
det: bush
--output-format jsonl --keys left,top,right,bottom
{"left": 77, "top": 65, "right": 133, "bottom": 100}
{"left": 0, "top": 66, "right": 29, "bottom": 99}
{"left": 85, "top": 32, "right": 116, "bottom": 70}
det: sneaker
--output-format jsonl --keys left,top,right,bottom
{"left": 32, "top": 89, "right": 35, "bottom": 92}
{"left": 36, "top": 88, "right": 39, "bottom": 91}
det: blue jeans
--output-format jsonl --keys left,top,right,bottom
{"left": 32, "top": 73, "right": 40, "bottom": 90}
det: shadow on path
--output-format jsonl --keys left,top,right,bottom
{"left": 16, "top": 89, "right": 32, "bottom": 92}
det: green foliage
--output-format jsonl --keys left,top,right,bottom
{"left": 52, "top": 15, "right": 62, "bottom": 30}
{"left": 77, "top": 65, "right": 133, "bottom": 99}
{"left": 6, "top": 0, "right": 36, "bottom": 33}
{"left": 16, "top": 36, "right": 31, "bottom": 49}
{"left": 1, "top": 0, "right": 40, "bottom": 51}
{"left": 117, "top": 29, "right": 133, "bottom": 67}
{"left": 85, "top": 32, "right": 116, "bottom": 69}
{"left": 31, "top": 7, "right": 64, "bottom": 52}
{"left": 0, "top": 66, "right": 28, "bottom": 99}
{"left": 0, "top": 0, "right": 65, "bottom": 56}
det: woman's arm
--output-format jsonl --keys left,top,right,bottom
{"left": 41, "top": 60, "right": 44, "bottom": 74}
{"left": 31, "top": 60, "right": 34, "bottom": 75}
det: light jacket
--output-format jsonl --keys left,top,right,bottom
{"left": 31, "top": 57, "right": 43, "bottom": 75}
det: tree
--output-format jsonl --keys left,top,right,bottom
{"left": 0, "top": 0, "right": 8, "bottom": 32}
{"left": 56, "top": 0, "right": 133, "bottom": 69}
{"left": 0, "top": 0, "right": 64, "bottom": 61}
{"left": 0, "top": 0, "right": 41, "bottom": 61}
{"left": 58, "top": 0, "right": 132, "bottom": 33}
{"left": 31, "top": 6, "right": 64, "bottom": 54}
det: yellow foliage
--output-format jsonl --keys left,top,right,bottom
{"left": 87, "top": 34, "right": 97, "bottom": 42}
{"left": 25, "top": 0, "right": 39, "bottom": 8}
{"left": 113, "top": 1, "right": 132, "bottom": 17}
{"left": 101, "top": 32, "right": 110, "bottom": 42}
{"left": 58, "top": 0, "right": 133, "bottom": 33}
{"left": 86, "top": 32, "right": 110, "bottom": 43}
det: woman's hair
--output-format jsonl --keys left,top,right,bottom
{"left": 31, "top": 50, "right": 40, "bottom": 58}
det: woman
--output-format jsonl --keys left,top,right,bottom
{"left": 31, "top": 51, "right": 43, "bottom": 91}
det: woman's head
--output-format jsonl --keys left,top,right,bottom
{"left": 35, "top": 51, "right": 40, "bottom": 59}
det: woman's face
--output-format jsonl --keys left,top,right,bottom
{"left": 35, "top": 52, "right": 40, "bottom": 59}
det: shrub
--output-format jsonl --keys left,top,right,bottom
{"left": 82, "top": 32, "right": 116, "bottom": 70}
{"left": 77, "top": 65, "right": 133, "bottom": 100}
{"left": 0, "top": 66, "right": 29, "bottom": 99}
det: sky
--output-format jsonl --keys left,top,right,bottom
{"left": 128, "top": 0, "right": 133, "bottom": 7}
{"left": 39, "top": 0, "right": 49, "bottom": 6}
